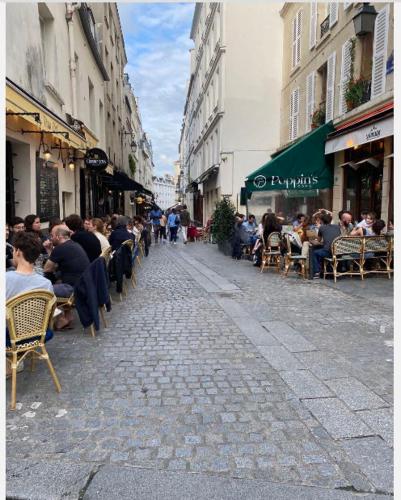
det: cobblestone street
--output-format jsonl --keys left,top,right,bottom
{"left": 6, "top": 241, "right": 393, "bottom": 500}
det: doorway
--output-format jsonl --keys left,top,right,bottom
{"left": 343, "top": 163, "right": 383, "bottom": 219}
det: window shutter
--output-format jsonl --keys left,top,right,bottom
{"left": 296, "top": 10, "right": 302, "bottom": 65}
{"left": 292, "top": 16, "right": 297, "bottom": 69}
{"left": 343, "top": 2, "right": 352, "bottom": 10}
{"left": 326, "top": 51, "right": 336, "bottom": 122}
{"left": 293, "top": 88, "right": 300, "bottom": 140}
{"left": 309, "top": 1, "right": 317, "bottom": 49}
{"left": 371, "top": 5, "right": 389, "bottom": 99}
{"left": 339, "top": 39, "right": 353, "bottom": 115}
{"left": 306, "top": 71, "right": 315, "bottom": 131}
{"left": 289, "top": 90, "right": 294, "bottom": 141}
{"left": 329, "top": 2, "right": 338, "bottom": 28}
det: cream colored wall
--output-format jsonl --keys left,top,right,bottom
{"left": 280, "top": 2, "right": 394, "bottom": 146}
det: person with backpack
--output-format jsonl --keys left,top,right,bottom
{"left": 167, "top": 209, "right": 180, "bottom": 245}
{"left": 179, "top": 205, "right": 191, "bottom": 244}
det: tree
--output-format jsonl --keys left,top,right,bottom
{"left": 212, "top": 197, "right": 236, "bottom": 244}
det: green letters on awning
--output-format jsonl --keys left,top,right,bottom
{"left": 245, "top": 122, "right": 334, "bottom": 192}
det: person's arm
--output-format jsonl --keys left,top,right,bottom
{"left": 43, "top": 259, "right": 57, "bottom": 273}
{"left": 350, "top": 227, "right": 363, "bottom": 236}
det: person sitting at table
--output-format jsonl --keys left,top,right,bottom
{"left": 356, "top": 209, "right": 369, "bottom": 228}
{"left": 354, "top": 212, "right": 376, "bottom": 235}
{"left": 351, "top": 218, "right": 385, "bottom": 237}
{"left": 109, "top": 216, "right": 135, "bottom": 251}
{"left": 311, "top": 213, "right": 341, "bottom": 278}
{"left": 88, "top": 217, "right": 110, "bottom": 252}
{"left": 9, "top": 216, "right": 25, "bottom": 245}
{"left": 338, "top": 211, "right": 354, "bottom": 235}
{"left": 242, "top": 214, "right": 258, "bottom": 246}
{"left": 253, "top": 213, "right": 282, "bottom": 267}
{"left": 292, "top": 213, "right": 306, "bottom": 230}
{"left": 64, "top": 214, "right": 101, "bottom": 262}
{"left": 6, "top": 223, "right": 15, "bottom": 271}
{"left": 83, "top": 217, "right": 92, "bottom": 231}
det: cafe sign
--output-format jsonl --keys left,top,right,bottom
{"left": 254, "top": 174, "right": 319, "bottom": 190}
{"left": 84, "top": 148, "right": 109, "bottom": 172}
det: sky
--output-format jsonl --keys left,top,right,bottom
{"left": 118, "top": 3, "right": 195, "bottom": 177}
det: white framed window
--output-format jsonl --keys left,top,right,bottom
{"left": 292, "top": 9, "right": 302, "bottom": 68}
{"left": 289, "top": 87, "right": 300, "bottom": 141}
{"left": 309, "top": 1, "right": 317, "bottom": 50}
{"left": 326, "top": 51, "right": 336, "bottom": 122}
{"left": 371, "top": 5, "right": 389, "bottom": 99}
{"left": 329, "top": 2, "right": 338, "bottom": 28}
{"left": 306, "top": 71, "right": 315, "bottom": 131}
{"left": 339, "top": 39, "right": 353, "bottom": 115}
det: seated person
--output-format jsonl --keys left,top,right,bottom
{"left": 6, "top": 223, "right": 15, "bottom": 271}
{"left": 64, "top": 214, "right": 101, "bottom": 262}
{"left": 292, "top": 213, "right": 306, "bottom": 230}
{"left": 88, "top": 217, "right": 111, "bottom": 252}
{"left": 9, "top": 216, "right": 25, "bottom": 245}
{"left": 109, "top": 216, "right": 135, "bottom": 251}
{"left": 242, "top": 214, "right": 257, "bottom": 245}
{"left": 356, "top": 209, "right": 369, "bottom": 228}
{"left": 311, "top": 213, "right": 341, "bottom": 278}
{"left": 352, "top": 212, "right": 376, "bottom": 236}
{"left": 253, "top": 214, "right": 282, "bottom": 267}
{"left": 44, "top": 226, "right": 90, "bottom": 328}
{"left": 338, "top": 211, "right": 354, "bottom": 235}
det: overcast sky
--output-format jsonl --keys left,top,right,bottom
{"left": 118, "top": 3, "right": 195, "bottom": 177}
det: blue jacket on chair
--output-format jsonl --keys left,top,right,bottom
{"left": 90, "top": 257, "right": 111, "bottom": 313}
{"left": 74, "top": 266, "right": 100, "bottom": 331}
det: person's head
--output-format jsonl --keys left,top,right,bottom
{"left": 248, "top": 214, "right": 255, "bottom": 223}
{"left": 12, "top": 231, "right": 42, "bottom": 266}
{"left": 24, "top": 214, "right": 41, "bottom": 233}
{"left": 321, "top": 213, "right": 333, "bottom": 225}
{"left": 296, "top": 213, "right": 305, "bottom": 223}
{"left": 83, "top": 217, "right": 92, "bottom": 231}
{"left": 11, "top": 216, "right": 25, "bottom": 233}
{"left": 263, "top": 213, "right": 281, "bottom": 233}
{"left": 64, "top": 214, "right": 84, "bottom": 233}
{"left": 338, "top": 210, "right": 344, "bottom": 220}
{"left": 372, "top": 219, "right": 385, "bottom": 235}
{"left": 313, "top": 214, "right": 322, "bottom": 226}
{"left": 91, "top": 218, "right": 105, "bottom": 234}
{"left": 366, "top": 212, "right": 377, "bottom": 226}
{"left": 261, "top": 213, "right": 269, "bottom": 225}
{"left": 172, "top": 208, "right": 176, "bottom": 214}
{"left": 360, "top": 210, "right": 369, "bottom": 220}
{"left": 48, "top": 217, "right": 62, "bottom": 233}
{"left": 183, "top": 204, "right": 187, "bottom": 210}
{"left": 341, "top": 211, "right": 353, "bottom": 225}
{"left": 50, "top": 225, "right": 71, "bottom": 246}
{"left": 115, "top": 215, "right": 128, "bottom": 227}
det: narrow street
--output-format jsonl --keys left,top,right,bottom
{"left": 6, "top": 242, "right": 393, "bottom": 499}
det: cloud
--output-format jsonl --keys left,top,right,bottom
{"left": 118, "top": 3, "right": 194, "bottom": 176}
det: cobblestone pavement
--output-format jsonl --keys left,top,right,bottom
{"left": 6, "top": 240, "right": 393, "bottom": 499}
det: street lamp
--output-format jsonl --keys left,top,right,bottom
{"left": 353, "top": 4, "right": 377, "bottom": 36}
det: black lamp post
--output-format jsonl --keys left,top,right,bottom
{"left": 353, "top": 4, "right": 377, "bottom": 36}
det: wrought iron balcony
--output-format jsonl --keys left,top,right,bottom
{"left": 320, "top": 15, "right": 330, "bottom": 38}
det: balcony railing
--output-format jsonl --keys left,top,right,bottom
{"left": 320, "top": 15, "right": 330, "bottom": 38}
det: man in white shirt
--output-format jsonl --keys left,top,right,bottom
{"left": 6, "top": 232, "right": 53, "bottom": 301}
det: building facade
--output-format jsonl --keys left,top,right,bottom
{"left": 180, "top": 2, "right": 283, "bottom": 224}
{"left": 153, "top": 174, "right": 176, "bottom": 211}
{"left": 279, "top": 2, "right": 393, "bottom": 223}
{"left": 6, "top": 2, "right": 154, "bottom": 224}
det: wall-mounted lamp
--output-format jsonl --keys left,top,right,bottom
{"left": 353, "top": 4, "right": 377, "bottom": 36}
{"left": 68, "top": 158, "right": 75, "bottom": 171}
{"left": 43, "top": 146, "right": 52, "bottom": 161}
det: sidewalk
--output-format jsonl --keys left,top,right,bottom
{"left": 6, "top": 241, "right": 393, "bottom": 499}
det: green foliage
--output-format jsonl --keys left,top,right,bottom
{"left": 128, "top": 154, "right": 136, "bottom": 177}
{"left": 344, "top": 78, "right": 370, "bottom": 110}
{"left": 211, "top": 197, "right": 236, "bottom": 244}
{"left": 311, "top": 103, "right": 326, "bottom": 127}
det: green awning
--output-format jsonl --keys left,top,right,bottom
{"left": 245, "top": 122, "right": 335, "bottom": 193}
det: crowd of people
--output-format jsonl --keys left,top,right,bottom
{"left": 230, "top": 208, "right": 393, "bottom": 279}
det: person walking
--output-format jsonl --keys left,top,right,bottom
{"left": 149, "top": 205, "right": 162, "bottom": 243}
{"left": 159, "top": 211, "right": 167, "bottom": 244}
{"left": 179, "top": 205, "right": 191, "bottom": 244}
{"left": 168, "top": 209, "right": 180, "bottom": 244}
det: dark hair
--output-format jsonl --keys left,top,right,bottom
{"left": 338, "top": 211, "right": 344, "bottom": 219}
{"left": 367, "top": 211, "right": 377, "bottom": 220}
{"left": 361, "top": 209, "right": 369, "bottom": 216}
{"left": 13, "top": 232, "right": 41, "bottom": 263}
{"left": 65, "top": 214, "right": 84, "bottom": 232}
{"left": 172, "top": 208, "right": 176, "bottom": 214}
{"left": 24, "top": 214, "right": 40, "bottom": 232}
{"left": 296, "top": 213, "right": 305, "bottom": 220}
{"left": 263, "top": 213, "right": 281, "bottom": 241}
{"left": 321, "top": 213, "right": 332, "bottom": 224}
{"left": 372, "top": 219, "right": 385, "bottom": 235}
{"left": 11, "top": 216, "right": 24, "bottom": 228}
{"left": 183, "top": 204, "right": 187, "bottom": 209}
{"left": 248, "top": 214, "right": 255, "bottom": 219}
{"left": 48, "top": 217, "right": 62, "bottom": 233}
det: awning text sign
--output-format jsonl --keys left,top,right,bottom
{"left": 253, "top": 174, "right": 319, "bottom": 191}
{"left": 325, "top": 116, "right": 393, "bottom": 155}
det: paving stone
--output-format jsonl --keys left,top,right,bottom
{"left": 261, "top": 321, "right": 316, "bottom": 352}
{"left": 303, "top": 398, "right": 373, "bottom": 439}
{"left": 257, "top": 346, "right": 305, "bottom": 371}
{"left": 280, "top": 370, "right": 333, "bottom": 399}
{"left": 357, "top": 408, "right": 393, "bottom": 446}
{"left": 325, "top": 378, "right": 389, "bottom": 411}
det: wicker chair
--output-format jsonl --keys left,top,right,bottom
{"left": 363, "top": 235, "right": 393, "bottom": 279}
{"left": 323, "top": 236, "right": 364, "bottom": 282}
{"left": 282, "top": 233, "right": 307, "bottom": 279}
{"left": 6, "top": 289, "right": 61, "bottom": 410}
{"left": 260, "top": 232, "right": 281, "bottom": 273}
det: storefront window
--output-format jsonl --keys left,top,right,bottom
{"left": 248, "top": 189, "right": 332, "bottom": 223}
{"left": 343, "top": 163, "right": 383, "bottom": 220}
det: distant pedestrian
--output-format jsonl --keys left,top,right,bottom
{"left": 180, "top": 205, "right": 191, "bottom": 245}
{"left": 149, "top": 206, "right": 162, "bottom": 243}
{"left": 168, "top": 209, "right": 180, "bottom": 244}
{"left": 159, "top": 211, "right": 167, "bottom": 244}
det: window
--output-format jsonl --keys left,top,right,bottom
{"left": 325, "top": 51, "right": 336, "bottom": 122}
{"left": 343, "top": 2, "right": 352, "bottom": 11}
{"left": 309, "top": 1, "right": 317, "bottom": 49}
{"left": 306, "top": 71, "right": 315, "bottom": 131}
{"left": 292, "top": 10, "right": 302, "bottom": 68}
{"left": 99, "top": 100, "right": 104, "bottom": 143}
{"left": 38, "top": 4, "right": 57, "bottom": 87}
{"left": 371, "top": 5, "right": 389, "bottom": 99}
{"left": 88, "top": 78, "right": 95, "bottom": 129}
{"left": 339, "top": 39, "right": 353, "bottom": 115}
{"left": 328, "top": 2, "right": 338, "bottom": 28}
{"left": 289, "top": 87, "right": 300, "bottom": 141}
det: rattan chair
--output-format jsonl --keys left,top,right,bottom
{"left": 362, "top": 235, "right": 393, "bottom": 279}
{"left": 6, "top": 289, "right": 61, "bottom": 410}
{"left": 323, "top": 236, "right": 364, "bottom": 282}
{"left": 282, "top": 233, "right": 307, "bottom": 279}
{"left": 260, "top": 232, "right": 281, "bottom": 273}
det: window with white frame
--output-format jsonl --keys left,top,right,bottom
{"left": 371, "top": 4, "right": 389, "bottom": 99}
{"left": 325, "top": 51, "right": 336, "bottom": 122}
{"left": 292, "top": 10, "right": 302, "bottom": 69}
{"left": 309, "top": 1, "right": 317, "bottom": 50}
{"left": 328, "top": 2, "right": 338, "bottom": 28}
{"left": 289, "top": 87, "right": 300, "bottom": 140}
{"left": 306, "top": 71, "right": 315, "bottom": 131}
{"left": 339, "top": 39, "right": 353, "bottom": 115}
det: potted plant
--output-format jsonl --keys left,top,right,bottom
{"left": 212, "top": 197, "right": 236, "bottom": 255}
{"left": 345, "top": 77, "right": 371, "bottom": 111}
{"left": 311, "top": 103, "right": 326, "bottom": 129}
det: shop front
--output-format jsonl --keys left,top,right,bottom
{"left": 325, "top": 105, "right": 393, "bottom": 223}
{"left": 244, "top": 122, "right": 334, "bottom": 223}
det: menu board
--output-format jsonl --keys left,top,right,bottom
{"left": 36, "top": 157, "right": 60, "bottom": 221}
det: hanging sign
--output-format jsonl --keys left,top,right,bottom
{"left": 84, "top": 148, "right": 108, "bottom": 172}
